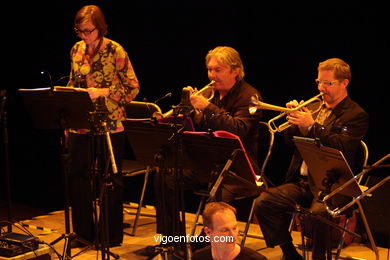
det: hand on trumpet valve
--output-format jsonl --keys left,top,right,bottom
{"left": 286, "top": 100, "right": 314, "bottom": 129}
{"left": 183, "top": 86, "right": 196, "bottom": 94}
{"left": 286, "top": 107, "right": 314, "bottom": 129}
{"left": 286, "top": 99, "right": 304, "bottom": 109}
{"left": 189, "top": 88, "right": 210, "bottom": 111}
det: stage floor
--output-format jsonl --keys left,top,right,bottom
{"left": 2, "top": 203, "right": 388, "bottom": 260}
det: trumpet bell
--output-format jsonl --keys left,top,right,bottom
{"left": 249, "top": 94, "right": 260, "bottom": 115}
{"left": 249, "top": 94, "right": 292, "bottom": 115}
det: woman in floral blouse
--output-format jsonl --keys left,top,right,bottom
{"left": 66, "top": 5, "right": 139, "bottom": 248}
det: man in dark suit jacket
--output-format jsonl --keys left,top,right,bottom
{"left": 154, "top": 46, "right": 262, "bottom": 241}
{"left": 253, "top": 58, "right": 369, "bottom": 260}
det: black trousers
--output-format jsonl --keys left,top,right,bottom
{"left": 68, "top": 132, "right": 124, "bottom": 245}
{"left": 254, "top": 180, "right": 335, "bottom": 260}
{"left": 154, "top": 168, "right": 257, "bottom": 237}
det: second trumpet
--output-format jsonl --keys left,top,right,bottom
{"left": 250, "top": 93, "right": 323, "bottom": 133}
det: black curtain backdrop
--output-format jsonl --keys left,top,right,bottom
{"left": 1, "top": 2, "right": 388, "bottom": 212}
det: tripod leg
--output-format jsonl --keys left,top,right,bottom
{"left": 2, "top": 110, "right": 12, "bottom": 233}
{"left": 95, "top": 131, "right": 122, "bottom": 260}
{"left": 50, "top": 136, "right": 95, "bottom": 259}
{"left": 357, "top": 201, "right": 379, "bottom": 260}
{"left": 131, "top": 168, "right": 149, "bottom": 236}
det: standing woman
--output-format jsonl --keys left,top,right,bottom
{"left": 66, "top": 5, "right": 139, "bottom": 247}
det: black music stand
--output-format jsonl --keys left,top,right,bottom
{"left": 293, "top": 137, "right": 379, "bottom": 259}
{"left": 292, "top": 137, "right": 361, "bottom": 198}
{"left": 123, "top": 120, "right": 259, "bottom": 259}
{"left": 180, "top": 131, "right": 259, "bottom": 200}
{"left": 18, "top": 88, "right": 94, "bottom": 259}
{"left": 124, "top": 119, "right": 190, "bottom": 259}
{"left": 123, "top": 120, "right": 257, "bottom": 186}
{"left": 19, "top": 88, "right": 93, "bottom": 130}
{"left": 123, "top": 121, "right": 259, "bottom": 196}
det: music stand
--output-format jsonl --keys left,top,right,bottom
{"left": 180, "top": 131, "right": 259, "bottom": 199}
{"left": 19, "top": 88, "right": 93, "bottom": 130}
{"left": 18, "top": 88, "right": 94, "bottom": 259}
{"left": 123, "top": 120, "right": 259, "bottom": 259}
{"left": 123, "top": 120, "right": 259, "bottom": 196}
{"left": 123, "top": 119, "right": 191, "bottom": 258}
{"left": 292, "top": 137, "right": 362, "bottom": 198}
{"left": 293, "top": 137, "right": 380, "bottom": 259}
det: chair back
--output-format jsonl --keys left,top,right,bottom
{"left": 257, "top": 121, "right": 275, "bottom": 189}
{"left": 122, "top": 101, "right": 162, "bottom": 162}
{"left": 124, "top": 101, "right": 162, "bottom": 119}
{"left": 356, "top": 140, "right": 369, "bottom": 183}
{"left": 360, "top": 140, "right": 369, "bottom": 169}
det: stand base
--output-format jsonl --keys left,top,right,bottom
{"left": 93, "top": 244, "right": 120, "bottom": 259}
{"left": 50, "top": 232, "right": 93, "bottom": 259}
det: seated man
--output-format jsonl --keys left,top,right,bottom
{"left": 154, "top": 46, "right": 263, "bottom": 239}
{"left": 253, "top": 58, "right": 369, "bottom": 260}
{"left": 192, "top": 201, "right": 267, "bottom": 260}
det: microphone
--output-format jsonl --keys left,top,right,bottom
{"left": 40, "top": 70, "right": 53, "bottom": 90}
{"left": 154, "top": 92, "right": 172, "bottom": 104}
{"left": 173, "top": 88, "right": 193, "bottom": 117}
{"left": 179, "top": 88, "right": 191, "bottom": 106}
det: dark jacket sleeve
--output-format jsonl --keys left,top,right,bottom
{"left": 201, "top": 82, "right": 262, "bottom": 139}
{"left": 198, "top": 81, "right": 262, "bottom": 160}
{"left": 284, "top": 96, "right": 369, "bottom": 182}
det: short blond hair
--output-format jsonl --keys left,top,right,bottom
{"left": 318, "top": 58, "right": 351, "bottom": 83}
{"left": 206, "top": 46, "right": 245, "bottom": 81}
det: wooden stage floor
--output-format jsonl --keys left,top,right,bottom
{"left": 3, "top": 203, "right": 389, "bottom": 260}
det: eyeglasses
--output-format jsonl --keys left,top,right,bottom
{"left": 74, "top": 27, "right": 97, "bottom": 35}
{"left": 315, "top": 79, "right": 339, "bottom": 86}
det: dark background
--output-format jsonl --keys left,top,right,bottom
{"left": 1, "top": 1, "right": 389, "bottom": 243}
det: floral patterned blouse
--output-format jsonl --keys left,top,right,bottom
{"left": 67, "top": 38, "right": 139, "bottom": 133}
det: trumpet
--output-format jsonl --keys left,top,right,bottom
{"left": 249, "top": 93, "right": 323, "bottom": 133}
{"left": 155, "top": 80, "right": 215, "bottom": 118}
{"left": 192, "top": 80, "right": 215, "bottom": 100}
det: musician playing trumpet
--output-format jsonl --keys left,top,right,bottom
{"left": 254, "top": 58, "right": 369, "bottom": 260}
{"left": 185, "top": 46, "right": 262, "bottom": 159}
{"left": 152, "top": 46, "right": 263, "bottom": 253}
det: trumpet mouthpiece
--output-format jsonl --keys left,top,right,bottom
{"left": 250, "top": 94, "right": 259, "bottom": 105}
{"left": 249, "top": 94, "right": 260, "bottom": 115}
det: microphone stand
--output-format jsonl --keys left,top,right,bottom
{"left": 1, "top": 90, "right": 12, "bottom": 234}
{"left": 40, "top": 70, "right": 54, "bottom": 92}
{"left": 154, "top": 92, "right": 172, "bottom": 104}
{"left": 88, "top": 97, "right": 119, "bottom": 260}
{"left": 171, "top": 97, "right": 194, "bottom": 260}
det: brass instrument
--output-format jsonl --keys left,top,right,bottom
{"left": 323, "top": 153, "right": 390, "bottom": 217}
{"left": 249, "top": 93, "right": 323, "bottom": 133}
{"left": 321, "top": 153, "right": 389, "bottom": 260}
{"left": 154, "top": 80, "right": 215, "bottom": 118}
